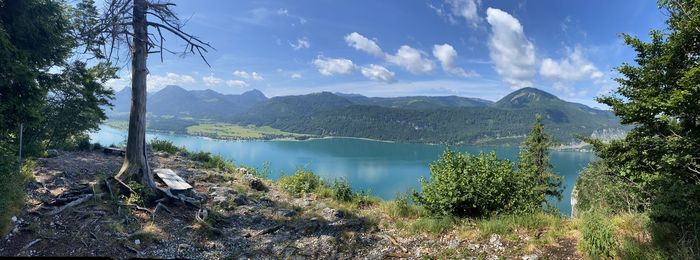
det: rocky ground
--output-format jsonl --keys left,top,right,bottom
{"left": 0, "top": 151, "right": 581, "bottom": 259}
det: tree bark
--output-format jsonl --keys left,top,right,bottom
{"left": 116, "top": 0, "right": 156, "bottom": 189}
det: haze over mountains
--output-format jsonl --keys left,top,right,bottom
{"left": 108, "top": 86, "right": 623, "bottom": 144}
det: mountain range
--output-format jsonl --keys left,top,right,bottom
{"left": 107, "top": 85, "right": 623, "bottom": 145}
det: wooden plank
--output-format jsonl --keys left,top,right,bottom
{"left": 103, "top": 147, "right": 125, "bottom": 156}
{"left": 154, "top": 168, "right": 192, "bottom": 191}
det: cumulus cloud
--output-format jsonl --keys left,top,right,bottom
{"left": 147, "top": 72, "right": 197, "bottom": 91}
{"left": 432, "top": 44, "right": 479, "bottom": 77}
{"left": 360, "top": 64, "right": 395, "bottom": 82}
{"left": 344, "top": 32, "right": 384, "bottom": 57}
{"left": 386, "top": 45, "right": 434, "bottom": 74}
{"left": 485, "top": 8, "right": 536, "bottom": 89}
{"left": 429, "top": 0, "right": 481, "bottom": 27}
{"left": 226, "top": 79, "right": 249, "bottom": 88}
{"left": 540, "top": 46, "right": 604, "bottom": 96}
{"left": 202, "top": 73, "right": 224, "bottom": 86}
{"left": 233, "top": 70, "right": 264, "bottom": 81}
{"left": 291, "top": 73, "right": 302, "bottom": 79}
{"left": 289, "top": 37, "right": 310, "bottom": 50}
{"left": 313, "top": 56, "right": 357, "bottom": 76}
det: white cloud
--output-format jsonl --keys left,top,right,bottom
{"left": 446, "top": 0, "right": 481, "bottom": 26}
{"left": 313, "top": 56, "right": 357, "bottom": 76}
{"left": 291, "top": 73, "right": 302, "bottom": 79}
{"left": 233, "top": 70, "right": 264, "bottom": 81}
{"left": 360, "top": 64, "right": 395, "bottom": 82}
{"left": 147, "top": 72, "right": 197, "bottom": 91}
{"left": 485, "top": 8, "right": 536, "bottom": 89}
{"left": 344, "top": 32, "right": 384, "bottom": 57}
{"left": 540, "top": 46, "right": 605, "bottom": 96}
{"left": 432, "top": 44, "right": 479, "bottom": 77}
{"left": 202, "top": 73, "right": 224, "bottom": 86}
{"left": 386, "top": 45, "right": 434, "bottom": 74}
{"left": 289, "top": 37, "right": 310, "bottom": 50}
{"left": 430, "top": 0, "right": 481, "bottom": 27}
{"left": 226, "top": 79, "right": 249, "bottom": 88}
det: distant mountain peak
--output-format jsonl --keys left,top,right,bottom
{"left": 495, "top": 87, "right": 560, "bottom": 108}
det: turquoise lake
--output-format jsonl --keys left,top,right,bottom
{"left": 90, "top": 125, "right": 596, "bottom": 216}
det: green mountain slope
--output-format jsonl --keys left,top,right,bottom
{"left": 235, "top": 88, "right": 622, "bottom": 144}
{"left": 336, "top": 93, "right": 493, "bottom": 109}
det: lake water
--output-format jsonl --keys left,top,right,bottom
{"left": 90, "top": 125, "right": 596, "bottom": 216}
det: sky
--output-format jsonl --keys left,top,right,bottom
{"left": 106, "top": 0, "right": 666, "bottom": 109}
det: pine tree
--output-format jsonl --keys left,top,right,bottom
{"left": 518, "top": 115, "right": 562, "bottom": 211}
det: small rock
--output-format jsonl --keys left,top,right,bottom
{"left": 134, "top": 239, "right": 141, "bottom": 245}
{"left": 233, "top": 194, "right": 248, "bottom": 206}
{"left": 522, "top": 254, "right": 538, "bottom": 260}
{"left": 467, "top": 243, "right": 480, "bottom": 251}
{"left": 10, "top": 216, "right": 17, "bottom": 223}
{"left": 278, "top": 209, "right": 296, "bottom": 217}
{"left": 447, "top": 239, "right": 460, "bottom": 249}
{"left": 47, "top": 149, "right": 59, "bottom": 158}
{"left": 489, "top": 234, "right": 503, "bottom": 251}
{"left": 237, "top": 168, "right": 249, "bottom": 175}
{"left": 243, "top": 174, "right": 267, "bottom": 191}
{"left": 177, "top": 243, "right": 191, "bottom": 253}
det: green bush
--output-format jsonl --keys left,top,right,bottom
{"left": 1, "top": 160, "right": 34, "bottom": 234}
{"left": 149, "top": 138, "right": 184, "bottom": 155}
{"left": 278, "top": 169, "right": 322, "bottom": 195}
{"left": 331, "top": 178, "right": 354, "bottom": 202}
{"left": 76, "top": 135, "right": 92, "bottom": 151}
{"left": 189, "top": 151, "right": 235, "bottom": 172}
{"left": 574, "top": 160, "right": 646, "bottom": 214}
{"left": 414, "top": 149, "right": 526, "bottom": 217}
{"left": 580, "top": 211, "right": 617, "bottom": 259}
{"left": 92, "top": 142, "right": 102, "bottom": 150}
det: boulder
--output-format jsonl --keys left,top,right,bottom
{"left": 243, "top": 173, "right": 267, "bottom": 191}
{"left": 47, "top": 149, "right": 59, "bottom": 158}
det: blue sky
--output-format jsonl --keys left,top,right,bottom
{"left": 107, "top": 0, "right": 665, "bottom": 108}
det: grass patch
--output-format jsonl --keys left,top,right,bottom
{"left": 406, "top": 217, "right": 457, "bottom": 235}
{"left": 0, "top": 160, "right": 34, "bottom": 234}
{"left": 380, "top": 192, "right": 425, "bottom": 219}
{"left": 476, "top": 212, "right": 563, "bottom": 238}
{"left": 186, "top": 123, "right": 307, "bottom": 139}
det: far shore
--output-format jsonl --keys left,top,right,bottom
{"left": 97, "top": 124, "right": 592, "bottom": 151}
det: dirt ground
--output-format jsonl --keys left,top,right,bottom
{"left": 0, "top": 151, "right": 581, "bottom": 259}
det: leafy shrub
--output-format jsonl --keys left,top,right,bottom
{"left": 580, "top": 211, "right": 617, "bottom": 259}
{"left": 76, "top": 135, "right": 92, "bottom": 151}
{"left": 331, "top": 178, "right": 354, "bottom": 202}
{"left": 189, "top": 151, "right": 235, "bottom": 172}
{"left": 574, "top": 160, "right": 646, "bottom": 215}
{"left": 0, "top": 160, "right": 34, "bottom": 234}
{"left": 149, "top": 138, "right": 184, "bottom": 154}
{"left": 414, "top": 149, "right": 526, "bottom": 217}
{"left": 278, "top": 169, "right": 322, "bottom": 195}
{"left": 92, "top": 142, "right": 102, "bottom": 150}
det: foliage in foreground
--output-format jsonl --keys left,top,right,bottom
{"left": 149, "top": 138, "right": 185, "bottom": 155}
{"left": 0, "top": 160, "right": 34, "bottom": 234}
{"left": 189, "top": 151, "right": 236, "bottom": 172}
{"left": 415, "top": 115, "right": 561, "bottom": 218}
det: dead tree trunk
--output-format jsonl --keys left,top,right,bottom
{"left": 116, "top": 0, "right": 156, "bottom": 189}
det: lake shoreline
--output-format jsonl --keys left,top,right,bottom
{"left": 100, "top": 123, "right": 591, "bottom": 151}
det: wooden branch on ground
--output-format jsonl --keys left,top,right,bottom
{"left": 384, "top": 234, "right": 408, "bottom": 253}
{"left": 47, "top": 194, "right": 93, "bottom": 216}
{"left": 20, "top": 239, "right": 42, "bottom": 251}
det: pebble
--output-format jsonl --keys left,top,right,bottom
{"left": 522, "top": 254, "right": 538, "bottom": 260}
{"left": 10, "top": 216, "right": 17, "bottom": 223}
{"left": 135, "top": 239, "right": 141, "bottom": 245}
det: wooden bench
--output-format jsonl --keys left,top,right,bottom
{"left": 103, "top": 147, "right": 126, "bottom": 156}
{"left": 154, "top": 168, "right": 192, "bottom": 193}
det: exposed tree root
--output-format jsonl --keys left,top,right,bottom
{"left": 46, "top": 194, "right": 93, "bottom": 216}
